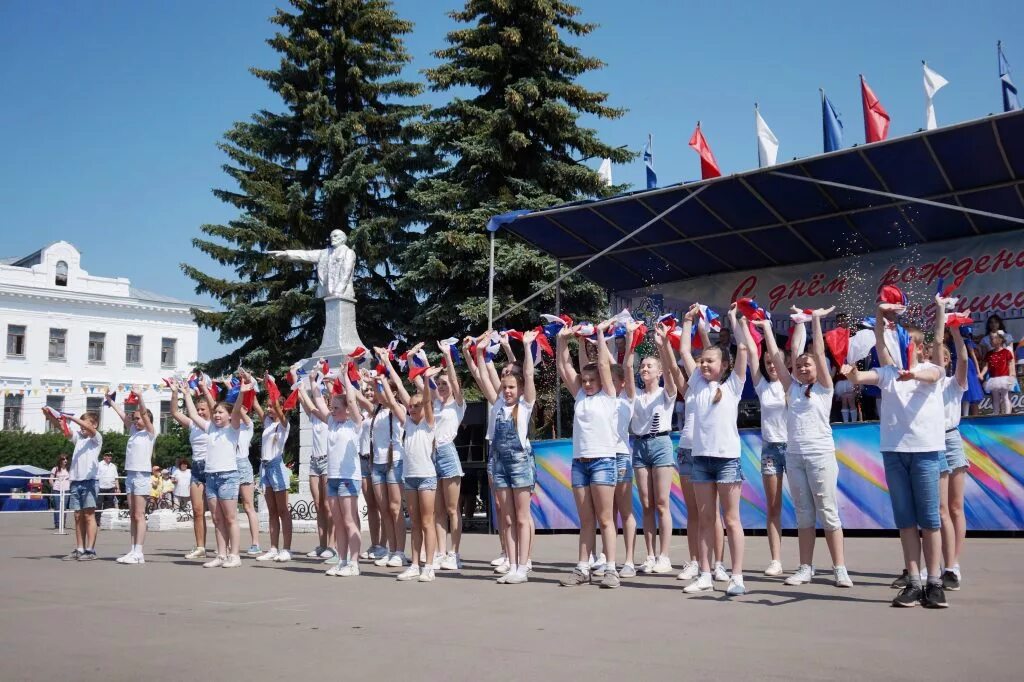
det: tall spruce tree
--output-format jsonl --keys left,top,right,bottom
{"left": 400, "top": 0, "right": 635, "bottom": 340}
{"left": 184, "top": 0, "right": 433, "bottom": 373}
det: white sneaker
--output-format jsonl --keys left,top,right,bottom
{"left": 592, "top": 562, "right": 607, "bottom": 577}
{"left": 306, "top": 546, "right": 325, "bottom": 558}
{"left": 222, "top": 554, "right": 242, "bottom": 568}
{"left": 505, "top": 568, "right": 529, "bottom": 584}
{"left": 374, "top": 553, "right": 392, "bottom": 567}
{"left": 274, "top": 549, "right": 292, "bottom": 563}
{"left": 834, "top": 566, "right": 853, "bottom": 588}
{"left": 496, "top": 571, "right": 511, "bottom": 584}
{"left": 619, "top": 563, "right": 637, "bottom": 578}
{"left": 369, "top": 545, "right": 388, "bottom": 560}
{"left": 677, "top": 560, "right": 700, "bottom": 581}
{"left": 589, "top": 552, "right": 607, "bottom": 569}
{"left": 490, "top": 552, "right": 507, "bottom": 566}
{"left": 339, "top": 562, "right": 360, "bottom": 577}
{"left": 712, "top": 562, "right": 730, "bottom": 582}
{"left": 764, "top": 560, "right": 783, "bottom": 577}
{"left": 683, "top": 573, "right": 714, "bottom": 593}
{"left": 122, "top": 552, "right": 144, "bottom": 565}
{"left": 439, "top": 552, "right": 461, "bottom": 571}
{"left": 397, "top": 565, "right": 421, "bottom": 581}
{"left": 431, "top": 553, "right": 444, "bottom": 570}
{"left": 525, "top": 560, "right": 533, "bottom": 573}
{"left": 387, "top": 552, "right": 408, "bottom": 568}
{"left": 185, "top": 547, "right": 207, "bottom": 560}
{"left": 418, "top": 567, "right": 436, "bottom": 582}
{"left": 203, "top": 556, "right": 226, "bottom": 568}
{"left": 652, "top": 555, "right": 673, "bottom": 574}
{"left": 256, "top": 548, "right": 279, "bottom": 562}
{"left": 785, "top": 564, "right": 815, "bottom": 585}
{"left": 359, "top": 549, "right": 370, "bottom": 559}
{"left": 116, "top": 551, "right": 135, "bottom": 564}
{"left": 319, "top": 548, "right": 337, "bottom": 559}
{"left": 325, "top": 562, "right": 344, "bottom": 577}
{"left": 494, "top": 560, "right": 511, "bottom": 575}
{"left": 639, "top": 556, "right": 657, "bottom": 574}
{"left": 726, "top": 577, "right": 747, "bottom": 596}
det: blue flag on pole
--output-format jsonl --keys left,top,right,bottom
{"left": 999, "top": 41, "right": 1020, "bottom": 112}
{"left": 822, "top": 90, "right": 843, "bottom": 153}
{"left": 643, "top": 134, "right": 657, "bottom": 189}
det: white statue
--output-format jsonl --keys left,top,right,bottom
{"left": 269, "top": 229, "right": 356, "bottom": 300}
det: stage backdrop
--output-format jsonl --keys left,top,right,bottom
{"left": 527, "top": 415, "right": 1024, "bottom": 531}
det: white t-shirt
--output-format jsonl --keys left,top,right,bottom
{"left": 403, "top": 417, "right": 437, "bottom": 478}
{"left": 69, "top": 429, "right": 103, "bottom": 481}
{"left": 487, "top": 398, "right": 534, "bottom": 452}
{"left": 614, "top": 393, "right": 635, "bottom": 454}
{"left": 237, "top": 421, "right": 254, "bottom": 461}
{"left": 359, "top": 416, "right": 371, "bottom": 456}
{"left": 785, "top": 382, "right": 834, "bottom": 455}
{"left": 755, "top": 378, "right": 788, "bottom": 444}
{"left": 326, "top": 417, "right": 361, "bottom": 479}
{"left": 310, "top": 414, "right": 328, "bottom": 460}
{"left": 572, "top": 390, "right": 618, "bottom": 458}
{"left": 678, "top": 387, "right": 695, "bottom": 450}
{"left": 124, "top": 425, "right": 155, "bottom": 472}
{"left": 370, "top": 408, "right": 404, "bottom": 465}
{"left": 261, "top": 415, "right": 290, "bottom": 461}
{"left": 877, "top": 364, "right": 945, "bottom": 453}
{"left": 690, "top": 372, "right": 744, "bottom": 459}
{"left": 205, "top": 423, "right": 240, "bottom": 473}
{"left": 172, "top": 469, "right": 192, "bottom": 497}
{"left": 629, "top": 388, "right": 675, "bottom": 436}
{"left": 942, "top": 375, "right": 967, "bottom": 431}
{"left": 97, "top": 460, "right": 118, "bottom": 488}
{"left": 434, "top": 399, "right": 466, "bottom": 446}
{"left": 189, "top": 423, "right": 208, "bottom": 461}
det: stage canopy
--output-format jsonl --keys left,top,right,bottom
{"left": 489, "top": 109, "right": 1024, "bottom": 307}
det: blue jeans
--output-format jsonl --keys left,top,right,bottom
{"left": 68, "top": 479, "right": 98, "bottom": 511}
{"left": 370, "top": 460, "right": 403, "bottom": 486}
{"left": 691, "top": 456, "right": 744, "bottom": 484}
{"left": 404, "top": 476, "right": 438, "bottom": 492}
{"left": 327, "top": 478, "right": 360, "bottom": 497}
{"left": 761, "top": 441, "right": 787, "bottom": 476}
{"left": 571, "top": 457, "right": 617, "bottom": 488}
{"left": 615, "top": 452, "right": 633, "bottom": 484}
{"left": 882, "top": 451, "right": 941, "bottom": 530}
{"left": 260, "top": 457, "right": 289, "bottom": 492}
{"left": 677, "top": 447, "right": 694, "bottom": 477}
{"left": 205, "top": 470, "right": 241, "bottom": 501}
{"left": 434, "top": 442, "right": 464, "bottom": 479}
{"left": 632, "top": 435, "right": 675, "bottom": 468}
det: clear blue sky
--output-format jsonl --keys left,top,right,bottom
{"left": 1, "top": 0, "right": 1019, "bottom": 361}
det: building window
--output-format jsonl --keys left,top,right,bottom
{"left": 48, "top": 329, "right": 67, "bottom": 361}
{"left": 160, "top": 400, "right": 173, "bottom": 434}
{"left": 86, "top": 397, "right": 103, "bottom": 417}
{"left": 126, "top": 335, "right": 142, "bottom": 366}
{"left": 44, "top": 396, "right": 65, "bottom": 433}
{"left": 88, "top": 332, "right": 106, "bottom": 363}
{"left": 6, "top": 325, "right": 26, "bottom": 357}
{"left": 55, "top": 261, "right": 68, "bottom": 286}
{"left": 161, "top": 338, "right": 176, "bottom": 368}
{"left": 3, "top": 395, "right": 23, "bottom": 430}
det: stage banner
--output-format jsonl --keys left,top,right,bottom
{"left": 529, "top": 415, "right": 1024, "bottom": 531}
{"left": 614, "top": 231, "right": 1024, "bottom": 340}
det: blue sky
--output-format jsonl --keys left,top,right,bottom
{"left": 1, "top": 0, "right": 1020, "bottom": 361}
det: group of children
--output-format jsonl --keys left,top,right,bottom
{"left": 48, "top": 287, "right": 998, "bottom": 608}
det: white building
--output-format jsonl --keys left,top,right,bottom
{"left": 1, "top": 241, "right": 208, "bottom": 434}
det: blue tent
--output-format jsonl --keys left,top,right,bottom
{"left": 0, "top": 465, "right": 49, "bottom": 496}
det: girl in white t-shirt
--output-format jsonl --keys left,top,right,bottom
{"left": 356, "top": 380, "right": 385, "bottom": 562}
{"left": 678, "top": 303, "right": 749, "bottom": 597}
{"left": 107, "top": 387, "right": 155, "bottom": 565}
{"left": 759, "top": 309, "right": 851, "bottom": 588}
{"left": 369, "top": 349, "right": 411, "bottom": 569}
{"left": 434, "top": 341, "right": 468, "bottom": 570}
{"left": 297, "top": 371, "right": 334, "bottom": 562}
{"left": 557, "top": 323, "right": 620, "bottom": 588}
{"left": 745, "top": 319, "right": 788, "bottom": 577}
{"left": 608, "top": 321, "right": 638, "bottom": 577}
{"left": 234, "top": 403, "right": 261, "bottom": 556}
{"left": 169, "top": 380, "right": 211, "bottom": 559}
{"left": 252, "top": 382, "right": 293, "bottom": 564}
{"left": 303, "top": 373, "right": 363, "bottom": 577}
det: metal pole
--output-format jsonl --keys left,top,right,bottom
{"left": 56, "top": 487, "right": 66, "bottom": 535}
{"left": 488, "top": 230, "right": 495, "bottom": 330}
{"left": 555, "top": 260, "right": 562, "bottom": 439}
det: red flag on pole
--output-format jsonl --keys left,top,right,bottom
{"left": 688, "top": 122, "right": 721, "bottom": 179}
{"left": 860, "top": 74, "right": 890, "bottom": 143}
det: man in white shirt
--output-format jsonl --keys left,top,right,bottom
{"left": 97, "top": 453, "right": 120, "bottom": 513}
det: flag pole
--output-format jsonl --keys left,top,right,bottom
{"left": 487, "top": 230, "right": 495, "bottom": 330}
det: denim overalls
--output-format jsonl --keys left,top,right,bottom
{"left": 491, "top": 407, "right": 534, "bottom": 489}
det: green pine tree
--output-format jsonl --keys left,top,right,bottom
{"left": 400, "top": 0, "right": 635, "bottom": 341}
{"left": 184, "top": 0, "right": 434, "bottom": 374}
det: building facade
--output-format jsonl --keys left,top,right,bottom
{"left": 1, "top": 241, "right": 207, "bottom": 434}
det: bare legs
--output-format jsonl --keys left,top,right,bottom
{"left": 409, "top": 490, "right": 437, "bottom": 569}
{"left": 189, "top": 481, "right": 206, "bottom": 549}
{"left": 129, "top": 494, "right": 147, "bottom": 549}
{"left": 435, "top": 476, "right": 463, "bottom": 557}
{"left": 763, "top": 473, "right": 783, "bottom": 564}
{"left": 362, "top": 475, "right": 381, "bottom": 550}
{"left": 239, "top": 483, "right": 259, "bottom": 548}
{"left": 309, "top": 475, "right": 332, "bottom": 552}
{"left": 373, "top": 479, "right": 406, "bottom": 556}
{"left": 614, "top": 478, "right": 636, "bottom": 566}
{"left": 330, "top": 495, "right": 361, "bottom": 562}
{"left": 264, "top": 489, "right": 291, "bottom": 551}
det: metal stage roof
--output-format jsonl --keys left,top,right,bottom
{"left": 492, "top": 109, "right": 1024, "bottom": 293}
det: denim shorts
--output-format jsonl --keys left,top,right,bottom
{"left": 486, "top": 454, "right": 495, "bottom": 479}
{"left": 309, "top": 454, "right": 328, "bottom": 477}
{"left": 68, "top": 479, "right": 98, "bottom": 510}
{"left": 125, "top": 471, "right": 151, "bottom": 496}
{"left": 571, "top": 457, "right": 617, "bottom": 488}
{"left": 942, "top": 430, "right": 969, "bottom": 473}
{"left": 882, "top": 451, "right": 941, "bottom": 530}
{"left": 434, "top": 442, "right": 464, "bottom": 479}
{"left": 190, "top": 458, "right": 207, "bottom": 486}
{"left": 616, "top": 452, "right": 633, "bottom": 484}
{"left": 404, "top": 476, "right": 438, "bottom": 492}
{"left": 236, "top": 456, "right": 254, "bottom": 486}
{"left": 761, "top": 441, "right": 787, "bottom": 476}
{"left": 370, "top": 460, "right": 403, "bottom": 486}
{"left": 492, "top": 452, "right": 535, "bottom": 489}
{"left": 632, "top": 435, "right": 675, "bottom": 469}
{"left": 359, "top": 456, "right": 371, "bottom": 479}
{"left": 206, "top": 470, "right": 241, "bottom": 501}
{"left": 677, "top": 447, "right": 694, "bottom": 477}
{"left": 691, "top": 456, "right": 745, "bottom": 484}
{"left": 327, "top": 477, "right": 360, "bottom": 497}
{"left": 260, "top": 457, "right": 289, "bottom": 492}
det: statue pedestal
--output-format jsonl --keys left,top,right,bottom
{"left": 313, "top": 295, "right": 365, "bottom": 360}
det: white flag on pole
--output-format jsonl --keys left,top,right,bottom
{"left": 597, "top": 158, "right": 613, "bottom": 186}
{"left": 755, "top": 106, "right": 779, "bottom": 167}
{"left": 923, "top": 62, "right": 949, "bottom": 131}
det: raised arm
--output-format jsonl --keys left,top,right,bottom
{"left": 438, "top": 341, "right": 465, "bottom": 407}
{"left": 499, "top": 332, "right": 518, "bottom": 365}
{"left": 66, "top": 414, "right": 97, "bottom": 439}
{"left": 875, "top": 304, "right": 900, "bottom": 367}
{"left": 595, "top": 322, "right": 617, "bottom": 398}
{"left": 679, "top": 305, "right": 699, "bottom": 378}
{"left": 296, "top": 374, "right": 321, "bottom": 420}
{"left": 377, "top": 346, "right": 412, "bottom": 408}
{"left": 134, "top": 386, "right": 155, "bottom": 435}
{"left": 180, "top": 381, "right": 209, "bottom": 430}
{"left": 230, "top": 377, "right": 248, "bottom": 430}
{"left": 107, "top": 397, "right": 129, "bottom": 428}
{"left": 728, "top": 305, "right": 749, "bottom": 380}
{"left": 840, "top": 363, "right": 879, "bottom": 387}
{"left": 522, "top": 329, "right": 538, "bottom": 405}
{"left": 422, "top": 367, "right": 441, "bottom": 428}
{"left": 811, "top": 307, "right": 835, "bottom": 389}
{"left": 758, "top": 319, "right": 793, "bottom": 390}
{"left": 168, "top": 382, "right": 193, "bottom": 428}
{"left": 473, "top": 338, "right": 500, "bottom": 405}
{"left": 790, "top": 321, "right": 807, "bottom": 374}
{"left": 298, "top": 381, "right": 330, "bottom": 423}
{"left": 653, "top": 325, "right": 678, "bottom": 400}
{"left": 623, "top": 320, "right": 641, "bottom": 400}
{"left": 41, "top": 408, "right": 65, "bottom": 437}
{"left": 556, "top": 327, "right": 582, "bottom": 396}
{"left": 696, "top": 317, "right": 712, "bottom": 354}
{"left": 376, "top": 377, "right": 407, "bottom": 422}
{"left": 951, "top": 324, "right": 969, "bottom": 390}
{"left": 477, "top": 333, "right": 502, "bottom": 395}
{"left": 742, "top": 316, "right": 763, "bottom": 384}
{"left": 344, "top": 379, "right": 362, "bottom": 428}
